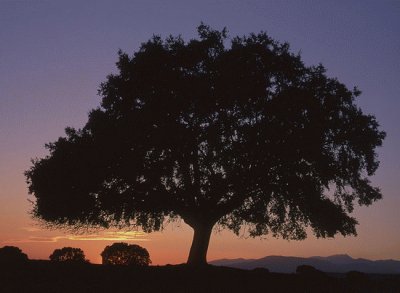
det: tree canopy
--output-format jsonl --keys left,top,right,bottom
{"left": 0, "top": 246, "right": 28, "bottom": 264}
{"left": 25, "top": 24, "right": 385, "bottom": 265}
{"left": 101, "top": 242, "right": 151, "bottom": 266}
{"left": 49, "top": 247, "right": 88, "bottom": 263}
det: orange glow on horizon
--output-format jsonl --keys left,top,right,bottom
{"left": 3, "top": 215, "right": 400, "bottom": 266}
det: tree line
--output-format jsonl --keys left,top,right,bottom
{"left": 0, "top": 243, "right": 151, "bottom": 266}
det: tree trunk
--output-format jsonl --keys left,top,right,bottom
{"left": 187, "top": 223, "right": 213, "bottom": 266}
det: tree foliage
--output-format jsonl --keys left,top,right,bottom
{"left": 25, "top": 24, "right": 385, "bottom": 265}
{"left": 101, "top": 242, "right": 151, "bottom": 266}
{"left": 49, "top": 247, "right": 87, "bottom": 263}
{"left": 0, "top": 246, "right": 28, "bottom": 264}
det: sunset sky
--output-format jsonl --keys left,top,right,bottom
{"left": 1, "top": 1, "right": 399, "bottom": 265}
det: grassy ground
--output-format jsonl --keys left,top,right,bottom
{"left": 1, "top": 261, "right": 399, "bottom": 292}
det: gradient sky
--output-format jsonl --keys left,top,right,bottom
{"left": 1, "top": 0, "right": 399, "bottom": 265}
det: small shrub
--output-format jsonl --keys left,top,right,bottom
{"left": 101, "top": 242, "right": 151, "bottom": 266}
{"left": 49, "top": 247, "right": 88, "bottom": 263}
{"left": 252, "top": 267, "right": 270, "bottom": 274}
{"left": 346, "top": 270, "right": 370, "bottom": 282}
{"left": 0, "top": 246, "right": 28, "bottom": 264}
{"left": 296, "top": 265, "right": 326, "bottom": 277}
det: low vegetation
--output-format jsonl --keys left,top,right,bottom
{"left": 2, "top": 260, "right": 400, "bottom": 292}
{"left": 49, "top": 247, "right": 88, "bottom": 263}
{"left": 101, "top": 242, "right": 151, "bottom": 266}
{"left": 0, "top": 246, "right": 28, "bottom": 264}
{"left": 1, "top": 245, "right": 398, "bottom": 292}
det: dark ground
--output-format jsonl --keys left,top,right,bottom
{"left": 1, "top": 261, "right": 399, "bottom": 293}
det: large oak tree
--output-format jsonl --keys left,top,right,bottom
{"left": 26, "top": 24, "right": 385, "bottom": 265}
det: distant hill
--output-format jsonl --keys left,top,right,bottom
{"left": 210, "top": 254, "right": 400, "bottom": 274}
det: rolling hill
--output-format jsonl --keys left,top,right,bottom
{"left": 210, "top": 254, "right": 400, "bottom": 274}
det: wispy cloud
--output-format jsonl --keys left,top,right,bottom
{"left": 3, "top": 230, "right": 149, "bottom": 244}
{"left": 21, "top": 227, "right": 42, "bottom": 232}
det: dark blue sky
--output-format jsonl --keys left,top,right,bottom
{"left": 0, "top": 1, "right": 399, "bottom": 263}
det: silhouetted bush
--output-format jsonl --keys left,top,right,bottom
{"left": 0, "top": 246, "right": 28, "bottom": 264}
{"left": 346, "top": 270, "right": 370, "bottom": 282}
{"left": 252, "top": 267, "right": 270, "bottom": 273}
{"left": 101, "top": 242, "right": 151, "bottom": 266}
{"left": 296, "top": 265, "right": 326, "bottom": 277}
{"left": 49, "top": 247, "right": 88, "bottom": 263}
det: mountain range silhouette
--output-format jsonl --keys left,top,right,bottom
{"left": 210, "top": 254, "right": 400, "bottom": 274}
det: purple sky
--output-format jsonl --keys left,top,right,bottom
{"left": 1, "top": 1, "right": 399, "bottom": 264}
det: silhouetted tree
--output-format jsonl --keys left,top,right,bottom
{"left": 101, "top": 242, "right": 151, "bottom": 266}
{"left": 346, "top": 270, "right": 370, "bottom": 283}
{"left": 49, "top": 247, "right": 87, "bottom": 263}
{"left": 0, "top": 246, "right": 28, "bottom": 264}
{"left": 296, "top": 265, "right": 326, "bottom": 277}
{"left": 25, "top": 24, "right": 385, "bottom": 266}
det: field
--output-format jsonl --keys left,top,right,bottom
{"left": 1, "top": 261, "right": 400, "bottom": 292}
